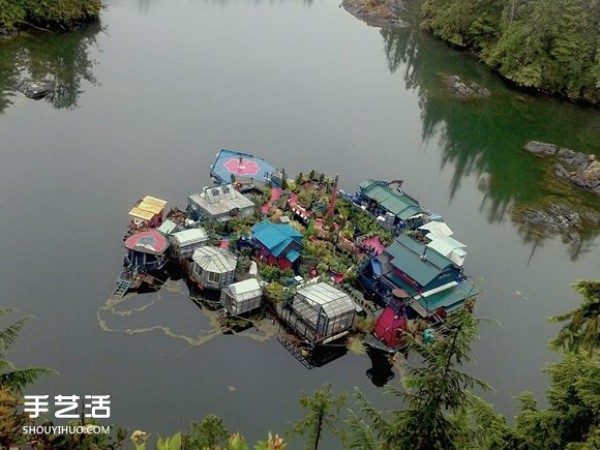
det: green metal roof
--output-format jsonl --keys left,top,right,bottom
{"left": 415, "top": 281, "right": 479, "bottom": 312}
{"left": 360, "top": 181, "right": 425, "bottom": 219}
{"left": 396, "top": 234, "right": 453, "bottom": 270}
{"left": 385, "top": 236, "right": 455, "bottom": 287}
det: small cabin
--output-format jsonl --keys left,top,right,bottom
{"left": 128, "top": 196, "right": 167, "bottom": 230}
{"left": 190, "top": 246, "right": 237, "bottom": 290}
{"left": 220, "top": 278, "right": 263, "bottom": 316}
{"left": 170, "top": 228, "right": 209, "bottom": 260}
{"left": 279, "top": 283, "right": 356, "bottom": 346}
{"left": 251, "top": 220, "right": 303, "bottom": 270}
{"left": 124, "top": 230, "right": 170, "bottom": 272}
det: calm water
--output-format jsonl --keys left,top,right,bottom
{"left": 1, "top": 0, "right": 600, "bottom": 444}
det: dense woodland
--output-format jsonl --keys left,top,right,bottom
{"left": 0, "top": 0, "right": 101, "bottom": 31}
{"left": 420, "top": 0, "right": 600, "bottom": 104}
{"left": 1, "top": 279, "right": 599, "bottom": 449}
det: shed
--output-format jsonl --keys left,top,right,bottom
{"left": 279, "top": 283, "right": 355, "bottom": 345}
{"left": 251, "top": 220, "right": 303, "bottom": 270}
{"left": 170, "top": 227, "right": 209, "bottom": 259}
{"left": 128, "top": 196, "right": 167, "bottom": 230}
{"left": 220, "top": 278, "right": 263, "bottom": 315}
{"left": 190, "top": 246, "right": 237, "bottom": 290}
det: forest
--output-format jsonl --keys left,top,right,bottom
{"left": 0, "top": 0, "right": 101, "bottom": 31}
{"left": 420, "top": 0, "right": 600, "bottom": 104}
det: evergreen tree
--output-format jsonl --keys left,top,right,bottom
{"left": 513, "top": 279, "right": 600, "bottom": 449}
{"left": 289, "top": 384, "right": 347, "bottom": 450}
{"left": 0, "top": 308, "right": 56, "bottom": 392}
{"left": 349, "top": 308, "right": 493, "bottom": 450}
{"left": 549, "top": 280, "right": 600, "bottom": 355}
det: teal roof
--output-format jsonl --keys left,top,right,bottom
{"left": 359, "top": 180, "right": 425, "bottom": 219}
{"left": 252, "top": 221, "right": 303, "bottom": 257}
{"left": 415, "top": 281, "right": 479, "bottom": 312}
{"left": 385, "top": 236, "right": 455, "bottom": 287}
{"left": 286, "top": 250, "right": 300, "bottom": 263}
{"left": 395, "top": 234, "right": 452, "bottom": 270}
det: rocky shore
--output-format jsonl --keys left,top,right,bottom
{"left": 523, "top": 141, "right": 600, "bottom": 197}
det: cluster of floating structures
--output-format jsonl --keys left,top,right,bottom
{"left": 114, "top": 149, "right": 480, "bottom": 365}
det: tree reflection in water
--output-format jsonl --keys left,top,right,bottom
{"left": 0, "top": 24, "right": 100, "bottom": 113}
{"left": 379, "top": 26, "right": 600, "bottom": 260}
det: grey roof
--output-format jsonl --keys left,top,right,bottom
{"left": 189, "top": 184, "right": 255, "bottom": 217}
{"left": 171, "top": 228, "right": 209, "bottom": 247}
{"left": 227, "top": 278, "right": 262, "bottom": 302}
{"left": 296, "top": 283, "right": 355, "bottom": 319}
{"left": 192, "top": 246, "right": 237, "bottom": 273}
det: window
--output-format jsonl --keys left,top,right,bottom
{"left": 208, "top": 271, "right": 220, "bottom": 283}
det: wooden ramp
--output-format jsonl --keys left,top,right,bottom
{"left": 112, "top": 278, "right": 132, "bottom": 299}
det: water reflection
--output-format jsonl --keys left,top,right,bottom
{"left": 0, "top": 24, "right": 100, "bottom": 113}
{"left": 380, "top": 27, "right": 600, "bottom": 259}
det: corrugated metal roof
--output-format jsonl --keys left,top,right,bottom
{"left": 251, "top": 221, "right": 302, "bottom": 257}
{"left": 360, "top": 181, "right": 425, "bottom": 219}
{"left": 385, "top": 239, "right": 448, "bottom": 287}
{"left": 415, "top": 281, "right": 479, "bottom": 312}
{"left": 192, "top": 246, "right": 237, "bottom": 273}
{"left": 394, "top": 235, "right": 454, "bottom": 270}
{"left": 172, "top": 228, "right": 209, "bottom": 247}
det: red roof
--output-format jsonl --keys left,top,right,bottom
{"left": 373, "top": 307, "right": 407, "bottom": 349}
{"left": 125, "top": 230, "right": 169, "bottom": 255}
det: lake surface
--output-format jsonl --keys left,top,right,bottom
{"left": 1, "top": 0, "right": 600, "bottom": 445}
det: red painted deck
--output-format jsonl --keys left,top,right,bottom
{"left": 261, "top": 187, "right": 281, "bottom": 214}
{"left": 361, "top": 236, "right": 385, "bottom": 255}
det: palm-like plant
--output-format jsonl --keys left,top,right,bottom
{"left": 0, "top": 308, "right": 56, "bottom": 392}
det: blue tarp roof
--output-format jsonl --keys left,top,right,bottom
{"left": 210, "top": 149, "right": 277, "bottom": 184}
{"left": 252, "top": 221, "right": 302, "bottom": 257}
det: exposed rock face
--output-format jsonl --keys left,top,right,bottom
{"left": 524, "top": 141, "right": 558, "bottom": 156}
{"left": 523, "top": 141, "right": 600, "bottom": 196}
{"left": 443, "top": 74, "right": 491, "bottom": 100}
{"left": 342, "top": 0, "right": 406, "bottom": 28}
{"left": 18, "top": 80, "right": 55, "bottom": 99}
{"left": 517, "top": 203, "right": 582, "bottom": 242}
